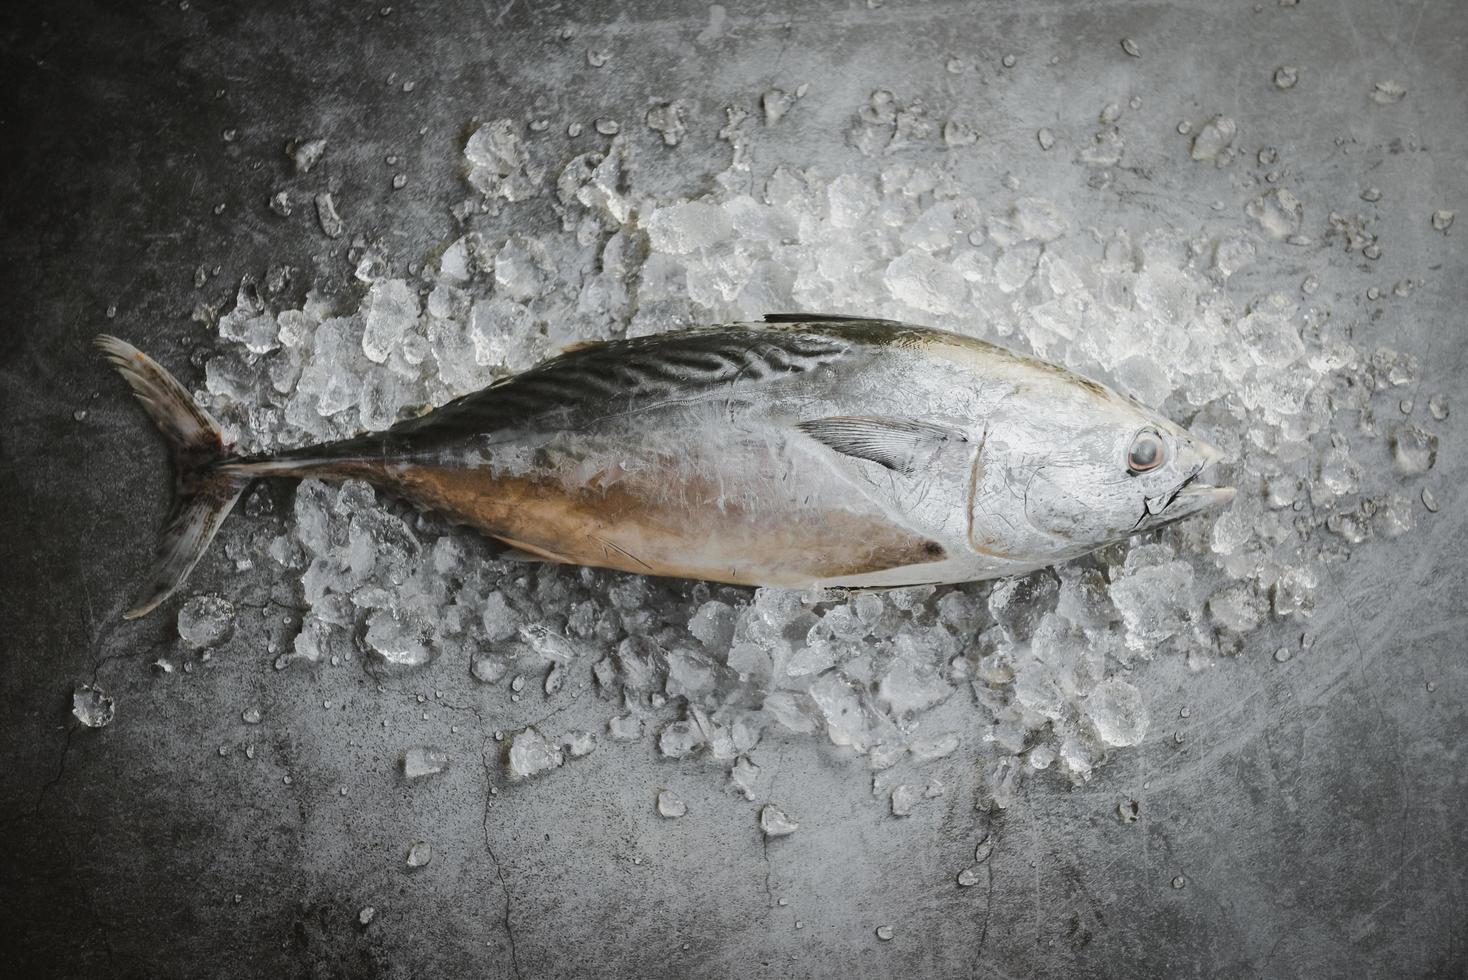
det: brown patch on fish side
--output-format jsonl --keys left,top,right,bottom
{"left": 382, "top": 462, "right": 945, "bottom": 586}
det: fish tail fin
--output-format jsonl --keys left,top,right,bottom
{"left": 95, "top": 335, "right": 250, "bottom": 620}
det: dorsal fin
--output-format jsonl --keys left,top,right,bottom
{"left": 763, "top": 313, "right": 888, "bottom": 324}
{"left": 796, "top": 415, "right": 967, "bottom": 475}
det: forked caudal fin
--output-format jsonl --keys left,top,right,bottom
{"left": 95, "top": 335, "right": 250, "bottom": 619}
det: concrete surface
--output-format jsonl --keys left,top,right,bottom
{"left": 2, "top": 0, "right": 1465, "bottom": 977}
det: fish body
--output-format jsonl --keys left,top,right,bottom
{"left": 98, "top": 316, "right": 1234, "bottom": 618}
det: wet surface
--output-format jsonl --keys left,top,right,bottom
{"left": 2, "top": 1, "right": 1466, "bottom": 977}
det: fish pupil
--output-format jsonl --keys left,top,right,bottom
{"left": 1127, "top": 432, "right": 1162, "bottom": 473}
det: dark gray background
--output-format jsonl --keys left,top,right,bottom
{"left": 2, "top": 0, "right": 1464, "bottom": 977}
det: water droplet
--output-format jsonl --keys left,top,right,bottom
{"left": 1425, "top": 681, "right": 1437, "bottom": 693}
{"left": 1367, "top": 286, "right": 1381, "bottom": 300}
{"left": 242, "top": 706, "right": 262, "bottom": 724}
{"left": 1172, "top": 875, "right": 1187, "bottom": 889}
{"left": 1036, "top": 128, "right": 1055, "bottom": 150}
{"left": 1273, "top": 66, "right": 1298, "bottom": 90}
{"left": 945, "top": 57, "right": 965, "bottom": 74}
{"left": 1431, "top": 209, "right": 1455, "bottom": 232}
{"left": 1427, "top": 394, "right": 1449, "bottom": 420}
{"left": 875, "top": 925, "right": 895, "bottom": 941}
{"left": 391, "top": 173, "right": 407, "bottom": 190}
{"left": 1421, "top": 487, "right": 1439, "bottom": 513}
{"left": 1001, "top": 54, "right": 1017, "bottom": 68}
{"left": 1273, "top": 646, "right": 1293, "bottom": 663}
{"left": 1399, "top": 399, "right": 1414, "bottom": 415}
{"left": 1363, "top": 243, "right": 1382, "bottom": 260}
{"left": 957, "top": 866, "right": 982, "bottom": 886}
{"left": 221, "top": 127, "right": 237, "bottom": 142}
{"left": 1360, "top": 186, "right": 1382, "bottom": 202}
{"left": 510, "top": 674, "right": 525, "bottom": 693}
{"left": 586, "top": 47, "right": 610, "bottom": 68}
{"left": 1120, "top": 38, "right": 1141, "bottom": 57}
{"left": 595, "top": 118, "right": 620, "bottom": 135}
{"left": 358, "top": 906, "right": 376, "bottom": 926}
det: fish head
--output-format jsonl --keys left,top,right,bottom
{"left": 975, "top": 371, "right": 1235, "bottom": 559}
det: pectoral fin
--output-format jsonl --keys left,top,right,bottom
{"left": 796, "top": 415, "right": 967, "bottom": 475}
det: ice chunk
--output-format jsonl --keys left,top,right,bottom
{"left": 1190, "top": 115, "right": 1236, "bottom": 162}
{"left": 988, "top": 574, "right": 1059, "bottom": 641}
{"left": 178, "top": 595, "right": 235, "bottom": 649}
{"left": 403, "top": 746, "right": 449, "bottom": 779}
{"left": 884, "top": 252, "right": 966, "bottom": 315}
{"left": 644, "top": 202, "right": 733, "bottom": 253}
{"left": 560, "top": 731, "right": 597, "bottom": 757}
{"left": 508, "top": 727, "right": 563, "bottom": 777}
{"left": 464, "top": 119, "right": 542, "bottom": 201}
{"left": 645, "top": 101, "right": 688, "bottom": 146}
{"left": 1391, "top": 425, "right": 1437, "bottom": 475}
{"left": 406, "top": 841, "right": 432, "bottom": 868}
{"left": 289, "top": 137, "right": 326, "bottom": 173}
{"left": 730, "top": 756, "right": 761, "bottom": 800}
{"left": 72, "top": 684, "right": 115, "bottom": 728}
{"left": 365, "top": 610, "right": 432, "bottom": 667}
{"left": 1109, "top": 559, "right": 1196, "bottom": 651}
{"left": 658, "top": 719, "right": 705, "bottom": 758}
{"left": 656, "top": 789, "right": 688, "bottom": 818}
{"left": 1086, "top": 678, "right": 1148, "bottom": 746}
{"left": 759, "top": 805, "right": 799, "bottom": 837}
{"left": 1370, "top": 80, "right": 1407, "bottom": 104}
{"left": 361, "top": 279, "right": 420, "bottom": 364}
{"left": 1208, "top": 583, "right": 1264, "bottom": 633}
{"left": 1246, "top": 189, "right": 1303, "bottom": 238}
{"left": 314, "top": 192, "right": 344, "bottom": 239}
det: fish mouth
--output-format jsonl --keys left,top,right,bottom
{"left": 1133, "top": 465, "right": 1237, "bottom": 532}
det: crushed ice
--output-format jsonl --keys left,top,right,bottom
{"left": 180, "top": 90, "right": 1447, "bottom": 810}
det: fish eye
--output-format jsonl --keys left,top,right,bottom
{"left": 1126, "top": 430, "right": 1165, "bottom": 474}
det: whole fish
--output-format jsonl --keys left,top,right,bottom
{"left": 97, "top": 315, "right": 1234, "bottom": 619}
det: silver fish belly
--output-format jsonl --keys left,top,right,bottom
{"left": 99, "top": 315, "right": 1235, "bottom": 617}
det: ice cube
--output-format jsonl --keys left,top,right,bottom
{"left": 1086, "top": 678, "right": 1148, "bottom": 746}
{"left": 759, "top": 805, "right": 799, "bottom": 837}
{"left": 178, "top": 595, "right": 235, "bottom": 649}
{"left": 361, "top": 279, "right": 420, "bottom": 364}
{"left": 72, "top": 684, "right": 116, "bottom": 728}
{"left": 508, "top": 727, "right": 563, "bottom": 777}
{"left": 1190, "top": 115, "right": 1236, "bottom": 162}
{"left": 644, "top": 202, "right": 733, "bottom": 254}
{"left": 656, "top": 789, "right": 688, "bottom": 818}
{"left": 403, "top": 746, "right": 449, "bottom": 779}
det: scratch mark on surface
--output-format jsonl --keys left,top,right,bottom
{"left": 480, "top": 738, "right": 523, "bottom": 980}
